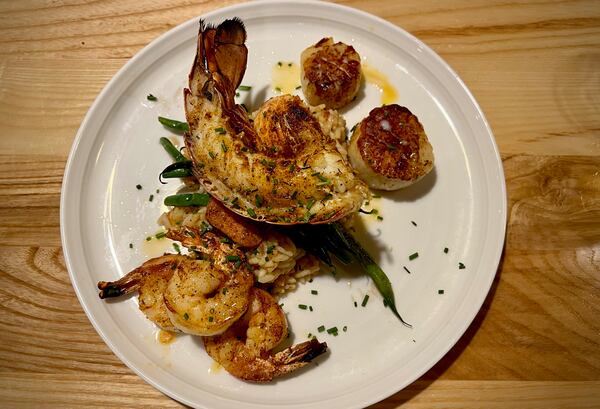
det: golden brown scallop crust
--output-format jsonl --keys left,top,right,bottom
{"left": 355, "top": 104, "right": 432, "bottom": 181}
{"left": 301, "top": 38, "right": 361, "bottom": 109}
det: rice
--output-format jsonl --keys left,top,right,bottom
{"left": 270, "top": 253, "right": 322, "bottom": 296}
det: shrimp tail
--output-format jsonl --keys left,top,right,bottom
{"left": 273, "top": 338, "right": 328, "bottom": 365}
{"left": 97, "top": 272, "right": 141, "bottom": 299}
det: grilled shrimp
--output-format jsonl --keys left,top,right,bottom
{"left": 98, "top": 254, "right": 188, "bottom": 332}
{"left": 348, "top": 104, "right": 434, "bottom": 190}
{"left": 300, "top": 37, "right": 362, "bottom": 109}
{"left": 184, "top": 19, "right": 367, "bottom": 225}
{"left": 204, "top": 288, "right": 328, "bottom": 382}
{"left": 163, "top": 231, "right": 254, "bottom": 336}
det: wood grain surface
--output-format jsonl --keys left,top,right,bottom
{"left": 1, "top": 0, "right": 599, "bottom": 408}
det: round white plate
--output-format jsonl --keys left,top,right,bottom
{"left": 61, "top": 1, "right": 506, "bottom": 408}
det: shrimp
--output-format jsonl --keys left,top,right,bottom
{"left": 203, "top": 288, "right": 328, "bottom": 382}
{"left": 97, "top": 254, "right": 187, "bottom": 332}
{"left": 162, "top": 230, "right": 255, "bottom": 336}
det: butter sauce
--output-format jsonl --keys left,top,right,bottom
{"left": 271, "top": 61, "right": 301, "bottom": 95}
{"left": 362, "top": 64, "right": 398, "bottom": 105}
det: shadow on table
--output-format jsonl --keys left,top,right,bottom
{"left": 367, "top": 248, "right": 506, "bottom": 408}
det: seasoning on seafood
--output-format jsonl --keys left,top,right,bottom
{"left": 348, "top": 104, "right": 434, "bottom": 190}
{"left": 97, "top": 254, "right": 189, "bottom": 332}
{"left": 300, "top": 37, "right": 362, "bottom": 109}
{"left": 184, "top": 19, "right": 367, "bottom": 224}
{"left": 163, "top": 231, "right": 254, "bottom": 336}
{"left": 203, "top": 288, "right": 328, "bottom": 381}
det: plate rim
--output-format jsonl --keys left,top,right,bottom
{"left": 60, "top": 1, "right": 507, "bottom": 408}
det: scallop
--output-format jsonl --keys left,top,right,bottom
{"left": 300, "top": 38, "right": 362, "bottom": 109}
{"left": 348, "top": 104, "right": 434, "bottom": 190}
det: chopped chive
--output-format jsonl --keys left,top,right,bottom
{"left": 183, "top": 312, "right": 189, "bottom": 320}
{"left": 309, "top": 306, "right": 313, "bottom": 311}
{"left": 326, "top": 327, "right": 338, "bottom": 335}
{"left": 222, "top": 287, "right": 228, "bottom": 295}
{"left": 156, "top": 189, "right": 160, "bottom": 194}
{"left": 409, "top": 252, "right": 419, "bottom": 261}
{"left": 149, "top": 194, "right": 154, "bottom": 202}
{"left": 288, "top": 62, "right": 292, "bottom": 67}
{"left": 306, "top": 198, "right": 315, "bottom": 210}
{"left": 208, "top": 316, "right": 214, "bottom": 322}
{"left": 220, "top": 237, "right": 232, "bottom": 243}
{"left": 155, "top": 231, "right": 166, "bottom": 239}
{"left": 226, "top": 255, "right": 240, "bottom": 262}
{"left": 354, "top": 301, "right": 358, "bottom": 307}
{"left": 361, "top": 294, "right": 370, "bottom": 307}
{"left": 295, "top": 85, "right": 301, "bottom": 90}
{"left": 298, "top": 304, "right": 308, "bottom": 310}
{"left": 247, "top": 207, "right": 257, "bottom": 218}
{"left": 277, "top": 61, "right": 282, "bottom": 67}
{"left": 459, "top": 262, "right": 466, "bottom": 269}
{"left": 147, "top": 94, "right": 157, "bottom": 101}
{"left": 208, "top": 151, "right": 216, "bottom": 159}
{"left": 266, "top": 244, "right": 275, "bottom": 254}
{"left": 200, "top": 221, "right": 212, "bottom": 235}
{"left": 255, "top": 194, "right": 263, "bottom": 207}
{"left": 350, "top": 123, "right": 358, "bottom": 133}
{"left": 173, "top": 243, "right": 181, "bottom": 253}
{"left": 235, "top": 92, "right": 240, "bottom": 97}
{"left": 238, "top": 85, "right": 252, "bottom": 91}
{"left": 372, "top": 194, "right": 381, "bottom": 198}
{"left": 311, "top": 290, "right": 318, "bottom": 295}
{"left": 377, "top": 215, "right": 384, "bottom": 221}
{"left": 444, "top": 247, "right": 449, "bottom": 254}
{"left": 145, "top": 236, "right": 151, "bottom": 241}
{"left": 403, "top": 266, "right": 411, "bottom": 274}
{"left": 275, "top": 86, "right": 282, "bottom": 92}
{"left": 215, "top": 127, "right": 226, "bottom": 134}
{"left": 343, "top": 326, "right": 347, "bottom": 332}
{"left": 136, "top": 184, "right": 142, "bottom": 190}
{"left": 220, "top": 142, "right": 228, "bottom": 152}
{"left": 438, "top": 289, "right": 445, "bottom": 294}
{"left": 411, "top": 221, "right": 417, "bottom": 226}
{"left": 129, "top": 243, "right": 133, "bottom": 249}
{"left": 317, "top": 325, "right": 325, "bottom": 333}
{"left": 307, "top": 333, "right": 312, "bottom": 338}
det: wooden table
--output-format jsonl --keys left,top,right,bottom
{"left": 1, "top": 0, "right": 599, "bottom": 407}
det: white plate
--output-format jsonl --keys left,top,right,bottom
{"left": 60, "top": 1, "right": 506, "bottom": 408}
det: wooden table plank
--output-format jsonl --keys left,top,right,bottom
{"left": 1, "top": 0, "right": 599, "bottom": 407}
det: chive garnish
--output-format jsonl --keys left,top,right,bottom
{"left": 155, "top": 231, "right": 166, "bottom": 239}
{"left": 409, "top": 252, "right": 419, "bottom": 261}
{"left": 311, "top": 290, "right": 318, "bottom": 295}
{"left": 215, "top": 127, "right": 226, "bottom": 134}
{"left": 149, "top": 194, "right": 154, "bottom": 202}
{"left": 136, "top": 184, "right": 142, "bottom": 190}
{"left": 147, "top": 94, "right": 157, "bottom": 101}
{"left": 275, "top": 86, "right": 282, "bottom": 92}
{"left": 266, "top": 244, "right": 275, "bottom": 254}
{"left": 173, "top": 243, "right": 181, "bottom": 253}
{"left": 220, "top": 237, "right": 231, "bottom": 244}
{"left": 288, "top": 62, "right": 292, "bottom": 67}
{"left": 354, "top": 301, "right": 358, "bottom": 307}
{"left": 247, "top": 207, "right": 257, "bottom": 218}
{"left": 226, "top": 255, "right": 241, "bottom": 262}
{"left": 317, "top": 325, "right": 325, "bottom": 333}
{"left": 129, "top": 243, "right": 133, "bottom": 249}
{"left": 372, "top": 194, "right": 381, "bottom": 198}
{"left": 183, "top": 312, "right": 189, "bottom": 320}
{"left": 238, "top": 85, "right": 252, "bottom": 91}
{"left": 306, "top": 198, "right": 315, "bottom": 210}
{"left": 438, "top": 289, "right": 445, "bottom": 294}
{"left": 459, "top": 262, "right": 466, "bottom": 269}
{"left": 343, "top": 326, "right": 347, "bottom": 332}
{"left": 295, "top": 85, "right": 301, "bottom": 90}
{"left": 377, "top": 216, "right": 384, "bottom": 221}
{"left": 255, "top": 194, "right": 263, "bottom": 207}
{"left": 309, "top": 306, "right": 313, "bottom": 311}
{"left": 326, "top": 327, "right": 338, "bottom": 335}
{"left": 298, "top": 304, "right": 308, "bottom": 310}
{"left": 277, "top": 61, "right": 282, "bottom": 67}
{"left": 444, "top": 247, "right": 449, "bottom": 254}
{"left": 220, "top": 142, "right": 228, "bottom": 152}
{"left": 208, "top": 316, "right": 214, "bottom": 322}
{"left": 361, "top": 294, "right": 370, "bottom": 307}
{"left": 208, "top": 151, "right": 216, "bottom": 159}
{"left": 411, "top": 221, "right": 417, "bottom": 226}
{"left": 403, "top": 266, "right": 411, "bottom": 274}
{"left": 145, "top": 237, "right": 151, "bottom": 241}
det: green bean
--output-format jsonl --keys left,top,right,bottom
{"left": 164, "top": 193, "right": 210, "bottom": 207}
{"left": 158, "top": 116, "right": 189, "bottom": 132}
{"left": 159, "top": 161, "right": 192, "bottom": 182}
{"left": 159, "top": 137, "right": 186, "bottom": 162}
{"left": 332, "top": 223, "right": 411, "bottom": 327}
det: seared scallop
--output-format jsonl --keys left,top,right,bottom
{"left": 348, "top": 104, "right": 434, "bottom": 190}
{"left": 300, "top": 38, "right": 362, "bottom": 109}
